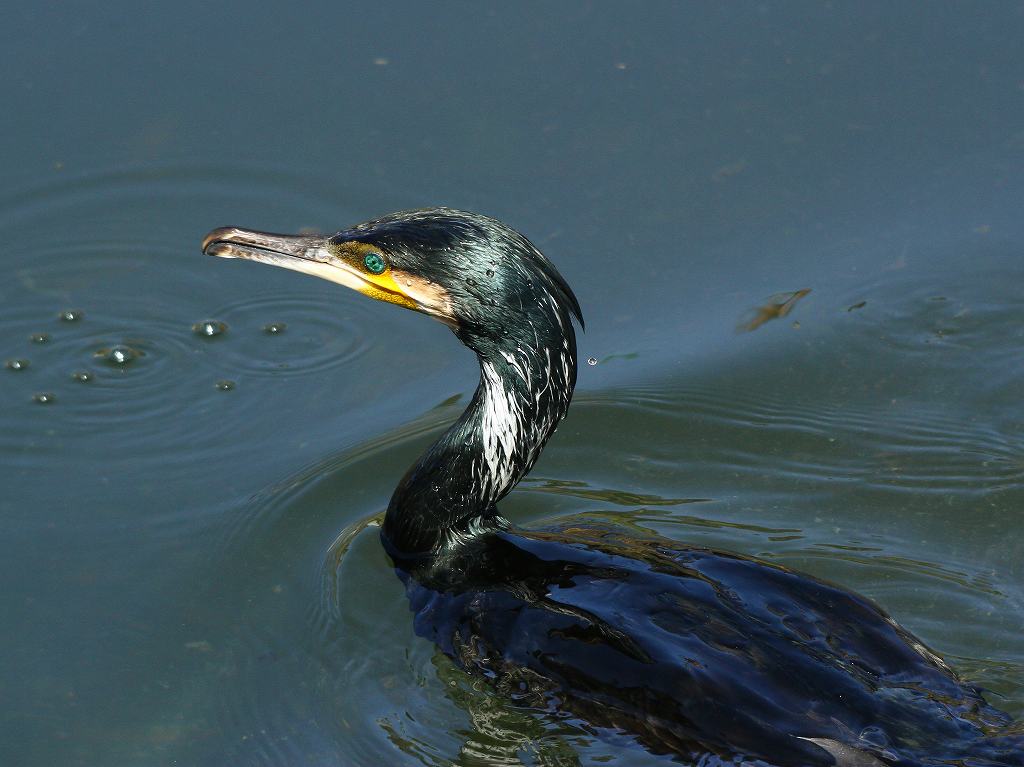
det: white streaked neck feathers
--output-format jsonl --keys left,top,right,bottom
{"left": 383, "top": 334, "right": 576, "bottom": 558}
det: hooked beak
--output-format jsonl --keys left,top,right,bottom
{"left": 202, "top": 226, "right": 455, "bottom": 324}
{"left": 201, "top": 227, "right": 357, "bottom": 286}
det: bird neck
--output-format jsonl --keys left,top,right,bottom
{"left": 382, "top": 326, "right": 577, "bottom": 559}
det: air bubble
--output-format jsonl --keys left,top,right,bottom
{"left": 192, "top": 319, "right": 228, "bottom": 337}
{"left": 71, "top": 370, "right": 94, "bottom": 383}
{"left": 587, "top": 357, "right": 598, "bottom": 366}
{"left": 33, "top": 392, "right": 56, "bottom": 404}
{"left": 263, "top": 322, "right": 287, "bottom": 335}
{"left": 94, "top": 345, "right": 144, "bottom": 366}
{"left": 486, "top": 269, "right": 494, "bottom": 277}
{"left": 215, "top": 380, "right": 236, "bottom": 391}
{"left": 58, "top": 309, "right": 84, "bottom": 322}
{"left": 404, "top": 278, "right": 413, "bottom": 287}
{"left": 5, "top": 359, "right": 29, "bottom": 371}
{"left": 30, "top": 332, "right": 50, "bottom": 344}
{"left": 466, "top": 277, "right": 477, "bottom": 287}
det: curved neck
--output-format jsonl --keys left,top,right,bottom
{"left": 382, "top": 321, "right": 577, "bottom": 558}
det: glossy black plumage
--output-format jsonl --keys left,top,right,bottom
{"left": 204, "top": 209, "right": 1023, "bottom": 766}
{"left": 402, "top": 527, "right": 1023, "bottom": 765}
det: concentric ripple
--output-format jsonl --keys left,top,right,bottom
{"left": 0, "top": 163, "right": 395, "bottom": 479}
{"left": 200, "top": 292, "right": 374, "bottom": 377}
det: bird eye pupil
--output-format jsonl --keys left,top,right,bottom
{"left": 363, "top": 252, "right": 386, "bottom": 274}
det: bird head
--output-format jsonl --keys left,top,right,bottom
{"left": 202, "top": 208, "right": 583, "bottom": 354}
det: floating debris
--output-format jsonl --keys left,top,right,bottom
{"left": 192, "top": 319, "right": 228, "bottom": 338}
{"left": 739, "top": 288, "right": 812, "bottom": 332}
{"left": 847, "top": 301, "right": 867, "bottom": 312}
{"left": 712, "top": 159, "right": 747, "bottom": 182}
{"left": 33, "top": 392, "right": 56, "bottom": 404}
{"left": 215, "top": 380, "right": 236, "bottom": 391}
{"left": 5, "top": 359, "right": 29, "bottom": 371}
{"left": 58, "top": 309, "right": 84, "bottom": 322}
{"left": 94, "top": 345, "right": 144, "bottom": 366}
{"left": 262, "top": 322, "right": 287, "bottom": 335}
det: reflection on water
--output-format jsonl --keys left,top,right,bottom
{"left": 521, "top": 477, "right": 711, "bottom": 507}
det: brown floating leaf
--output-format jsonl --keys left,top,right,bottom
{"left": 739, "top": 288, "right": 812, "bottom": 332}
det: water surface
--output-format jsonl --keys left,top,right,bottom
{"left": 2, "top": 3, "right": 1022, "bottom": 765}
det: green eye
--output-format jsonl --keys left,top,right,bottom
{"left": 363, "top": 252, "right": 387, "bottom": 275}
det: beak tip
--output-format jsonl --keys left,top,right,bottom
{"left": 202, "top": 227, "right": 235, "bottom": 256}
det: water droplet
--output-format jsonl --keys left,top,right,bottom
{"left": 215, "top": 379, "right": 236, "bottom": 391}
{"left": 30, "top": 332, "right": 50, "bottom": 344}
{"left": 94, "top": 345, "right": 144, "bottom": 366}
{"left": 5, "top": 359, "right": 29, "bottom": 371}
{"left": 486, "top": 269, "right": 494, "bottom": 277}
{"left": 33, "top": 392, "right": 56, "bottom": 404}
{"left": 71, "top": 370, "right": 93, "bottom": 383}
{"left": 404, "top": 278, "right": 413, "bottom": 287}
{"left": 192, "top": 319, "right": 228, "bottom": 337}
{"left": 58, "top": 309, "right": 84, "bottom": 322}
{"left": 587, "top": 357, "right": 598, "bottom": 366}
{"left": 466, "top": 277, "right": 477, "bottom": 287}
{"left": 263, "top": 322, "right": 287, "bottom": 335}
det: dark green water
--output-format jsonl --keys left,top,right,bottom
{"left": 2, "top": 3, "right": 1022, "bottom": 765}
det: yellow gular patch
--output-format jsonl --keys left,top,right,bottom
{"left": 359, "top": 272, "right": 419, "bottom": 312}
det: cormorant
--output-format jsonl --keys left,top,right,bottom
{"left": 203, "top": 209, "right": 1022, "bottom": 766}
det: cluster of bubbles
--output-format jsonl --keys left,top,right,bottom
{"left": 5, "top": 310, "right": 289, "bottom": 404}
{"left": 6, "top": 310, "right": 90, "bottom": 404}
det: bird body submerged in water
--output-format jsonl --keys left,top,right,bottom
{"left": 203, "top": 209, "right": 1022, "bottom": 766}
